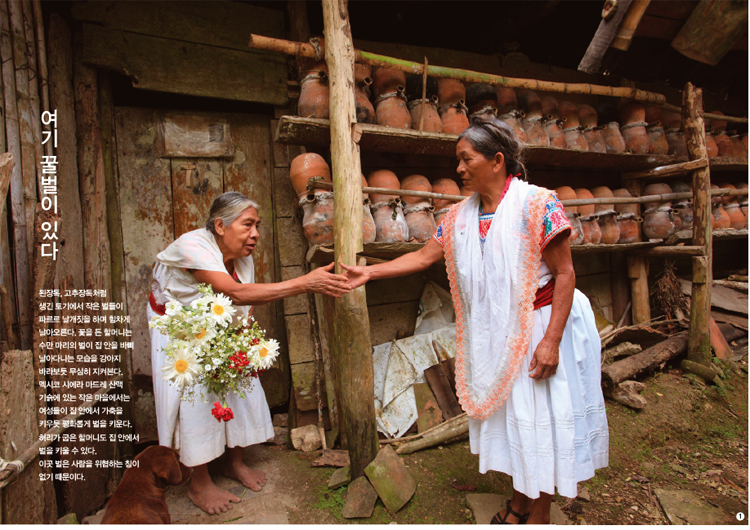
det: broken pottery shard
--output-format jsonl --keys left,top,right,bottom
{"left": 610, "top": 381, "right": 647, "bottom": 410}
{"left": 312, "top": 449, "right": 350, "bottom": 468}
{"left": 413, "top": 382, "right": 443, "bottom": 433}
{"left": 328, "top": 465, "right": 352, "bottom": 489}
{"left": 341, "top": 476, "right": 379, "bottom": 519}
{"left": 290, "top": 424, "right": 322, "bottom": 452}
{"left": 709, "top": 317, "right": 733, "bottom": 360}
{"left": 364, "top": 445, "right": 416, "bottom": 513}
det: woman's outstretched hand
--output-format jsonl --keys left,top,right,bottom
{"left": 339, "top": 262, "right": 370, "bottom": 290}
{"left": 529, "top": 337, "right": 560, "bottom": 380}
{"left": 303, "top": 262, "right": 351, "bottom": 298}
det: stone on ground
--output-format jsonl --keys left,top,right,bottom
{"left": 602, "top": 341, "right": 642, "bottom": 364}
{"left": 465, "top": 493, "right": 571, "bottom": 524}
{"left": 364, "top": 445, "right": 416, "bottom": 514}
{"left": 273, "top": 413, "right": 288, "bottom": 427}
{"left": 577, "top": 485, "right": 591, "bottom": 501}
{"left": 414, "top": 382, "right": 443, "bottom": 432}
{"left": 341, "top": 476, "right": 379, "bottom": 519}
{"left": 291, "top": 424, "right": 321, "bottom": 452}
{"left": 328, "top": 465, "right": 352, "bottom": 489}
{"left": 610, "top": 380, "right": 648, "bottom": 409}
{"left": 655, "top": 488, "right": 730, "bottom": 525}
{"left": 57, "top": 513, "right": 79, "bottom": 524}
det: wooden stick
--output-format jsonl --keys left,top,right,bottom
{"left": 0, "top": 285, "right": 15, "bottom": 350}
{"left": 662, "top": 103, "right": 748, "bottom": 125}
{"left": 616, "top": 301, "right": 632, "bottom": 328}
{"left": 634, "top": 246, "right": 705, "bottom": 257}
{"left": 395, "top": 415, "right": 469, "bottom": 454}
{"left": 21, "top": 0, "right": 43, "bottom": 196}
{"left": 419, "top": 57, "right": 427, "bottom": 132}
{"left": 622, "top": 158, "right": 708, "bottom": 180}
{"left": 1, "top": 0, "right": 30, "bottom": 350}
{"left": 380, "top": 412, "right": 467, "bottom": 444}
{"left": 713, "top": 279, "right": 748, "bottom": 293}
{"left": 0, "top": 377, "right": 122, "bottom": 489}
{"left": 309, "top": 179, "right": 746, "bottom": 206}
{"left": 32, "top": 0, "right": 50, "bottom": 158}
{"left": 248, "top": 33, "right": 668, "bottom": 105}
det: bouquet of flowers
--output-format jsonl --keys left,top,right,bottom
{"left": 149, "top": 284, "right": 280, "bottom": 422}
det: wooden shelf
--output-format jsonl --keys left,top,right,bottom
{"left": 674, "top": 228, "right": 748, "bottom": 241}
{"left": 275, "top": 116, "right": 686, "bottom": 172}
{"left": 709, "top": 157, "right": 749, "bottom": 173}
{"left": 306, "top": 239, "right": 667, "bottom": 263}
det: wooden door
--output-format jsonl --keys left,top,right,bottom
{"left": 114, "top": 107, "right": 286, "bottom": 440}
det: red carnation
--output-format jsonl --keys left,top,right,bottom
{"left": 211, "top": 401, "right": 234, "bottom": 422}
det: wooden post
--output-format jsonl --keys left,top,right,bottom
{"left": 627, "top": 255, "right": 650, "bottom": 324}
{"left": 32, "top": 0, "right": 50, "bottom": 159}
{"left": 322, "top": 0, "right": 378, "bottom": 478}
{"left": 0, "top": 0, "right": 31, "bottom": 350}
{"left": 683, "top": 82, "right": 712, "bottom": 367}
{"left": 21, "top": 0, "right": 44, "bottom": 194}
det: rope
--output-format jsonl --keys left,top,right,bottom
{"left": 0, "top": 457, "right": 24, "bottom": 474}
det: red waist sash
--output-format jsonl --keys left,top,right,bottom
{"left": 533, "top": 279, "right": 555, "bottom": 310}
{"left": 149, "top": 291, "right": 166, "bottom": 316}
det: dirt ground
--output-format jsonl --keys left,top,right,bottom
{"left": 105, "top": 343, "right": 748, "bottom": 525}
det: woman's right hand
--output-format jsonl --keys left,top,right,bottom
{"left": 303, "top": 262, "right": 352, "bottom": 298}
{"left": 339, "top": 262, "right": 370, "bottom": 290}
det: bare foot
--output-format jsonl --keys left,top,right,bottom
{"left": 188, "top": 479, "right": 241, "bottom": 515}
{"left": 222, "top": 458, "right": 267, "bottom": 492}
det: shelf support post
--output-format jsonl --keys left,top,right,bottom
{"left": 322, "top": 0, "right": 379, "bottom": 478}
{"left": 683, "top": 82, "right": 713, "bottom": 368}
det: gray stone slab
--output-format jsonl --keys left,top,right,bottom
{"left": 342, "top": 477, "right": 379, "bottom": 519}
{"left": 655, "top": 488, "right": 730, "bottom": 525}
{"left": 328, "top": 466, "right": 352, "bottom": 489}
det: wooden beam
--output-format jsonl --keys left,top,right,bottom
{"left": 683, "top": 82, "right": 712, "bottom": 367}
{"left": 622, "top": 158, "right": 708, "bottom": 180}
{"left": 611, "top": 0, "right": 651, "bottom": 52}
{"left": 323, "top": 0, "right": 378, "bottom": 479}
{"left": 0, "top": 153, "right": 14, "bottom": 219}
{"left": 250, "top": 32, "right": 667, "bottom": 104}
{"left": 633, "top": 245, "right": 704, "bottom": 257}
{"left": 578, "top": 0, "right": 634, "bottom": 74}
{"left": 627, "top": 255, "right": 650, "bottom": 324}
{"left": 671, "top": 0, "right": 749, "bottom": 66}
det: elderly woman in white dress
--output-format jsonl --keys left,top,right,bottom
{"left": 342, "top": 116, "right": 608, "bottom": 524}
{"left": 149, "top": 192, "right": 350, "bottom": 515}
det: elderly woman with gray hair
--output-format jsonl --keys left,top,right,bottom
{"left": 148, "top": 191, "right": 350, "bottom": 515}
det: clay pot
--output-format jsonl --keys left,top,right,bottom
{"left": 578, "top": 105, "right": 598, "bottom": 128}
{"left": 575, "top": 188, "right": 595, "bottom": 218}
{"left": 466, "top": 83, "right": 498, "bottom": 117}
{"left": 440, "top": 102, "right": 470, "bottom": 135}
{"left": 643, "top": 182, "right": 672, "bottom": 211}
{"left": 620, "top": 122, "right": 649, "bottom": 155}
{"left": 298, "top": 71, "right": 329, "bottom": 119}
{"left": 522, "top": 116, "right": 550, "bottom": 146}
{"left": 743, "top": 135, "right": 749, "bottom": 158}
{"left": 705, "top": 133, "right": 719, "bottom": 158}
{"left": 541, "top": 96, "right": 559, "bottom": 120}
{"left": 575, "top": 188, "right": 601, "bottom": 244}
{"left": 403, "top": 203, "right": 437, "bottom": 242}
{"left": 563, "top": 126, "right": 589, "bottom": 151}
{"left": 367, "top": 169, "right": 400, "bottom": 204}
{"left": 298, "top": 56, "right": 328, "bottom": 76}
{"left": 400, "top": 174, "right": 432, "bottom": 205}
{"left": 708, "top": 111, "right": 727, "bottom": 133}
{"left": 355, "top": 78, "right": 376, "bottom": 124}
{"left": 555, "top": 187, "right": 584, "bottom": 244}
{"left": 662, "top": 109, "right": 682, "bottom": 129}
{"left": 646, "top": 123, "right": 669, "bottom": 155}
{"left": 714, "top": 132, "right": 735, "bottom": 157}
{"left": 558, "top": 101, "right": 581, "bottom": 129}
{"left": 716, "top": 182, "right": 736, "bottom": 204}
{"left": 300, "top": 192, "right": 334, "bottom": 245}
{"left": 613, "top": 188, "right": 642, "bottom": 243}
{"left": 545, "top": 119, "right": 567, "bottom": 148}
{"left": 432, "top": 178, "right": 461, "bottom": 209}
{"left": 712, "top": 204, "right": 731, "bottom": 230}
{"left": 437, "top": 79, "right": 466, "bottom": 110}
{"left": 591, "top": 186, "right": 615, "bottom": 214}
{"left": 583, "top": 127, "right": 607, "bottom": 153}
{"left": 360, "top": 174, "right": 369, "bottom": 201}
{"left": 498, "top": 111, "right": 528, "bottom": 143}
{"left": 618, "top": 100, "right": 646, "bottom": 125}
{"left": 362, "top": 202, "right": 376, "bottom": 244}
{"left": 724, "top": 203, "right": 746, "bottom": 229}
{"left": 644, "top": 105, "right": 663, "bottom": 125}
{"left": 730, "top": 135, "right": 747, "bottom": 160}
{"left": 290, "top": 153, "right": 331, "bottom": 197}
{"left": 354, "top": 63, "right": 372, "bottom": 83}
{"left": 602, "top": 122, "right": 627, "bottom": 154}
{"left": 738, "top": 182, "right": 748, "bottom": 223}
{"left": 517, "top": 89, "right": 543, "bottom": 119}
{"left": 375, "top": 89, "right": 412, "bottom": 129}
{"left": 371, "top": 67, "right": 406, "bottom": 98}
{"left": 496, "top": 88, "right": 518, "bottom": 115}
{"left": 643, "top": 206, "right": 676, "bottom": 239}
{"left": 370, "top": 198, "right": 409, "bottom": 243}
{"left": 408, "top": 96, "right": 443, "bottom": 133}
{"left": 591, "top": 186, "right": 619, "bottom": 244}
{"left": 670, "top": 181, "right": 693, "bottom": 232}
{"left": 665, "top": 128, "right": 688, "bottom": 157}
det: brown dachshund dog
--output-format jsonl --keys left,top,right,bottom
{"left": 101, "top": 445, "right": 192, "bottom": 524}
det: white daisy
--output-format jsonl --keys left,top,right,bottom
{"left": 207, "top": 293, "right": 236, "bottom": 326}
{"left": 162, "top": 344, "right": 201, "bottom": 389}
{"left": 191, "top": 322, "right": 217, "bottom": 345}
{"left": 250, "top": 339, "right": 280, "bottom": 370}
{"left": 165, "top": 300, "right": 182, "bottom": 316}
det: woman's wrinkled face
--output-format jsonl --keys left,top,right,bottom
{"left": 455, "top": 137, "right": 505, "bottom": 194}
{"left": 215, "top": 207, "right": 261, "bottom": 259}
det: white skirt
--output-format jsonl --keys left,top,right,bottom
{"left": 468, "top": 289, "right": 609, "bottom": 499}
{"left": 147, "top": 305, "right": 275, "bottom": 467}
